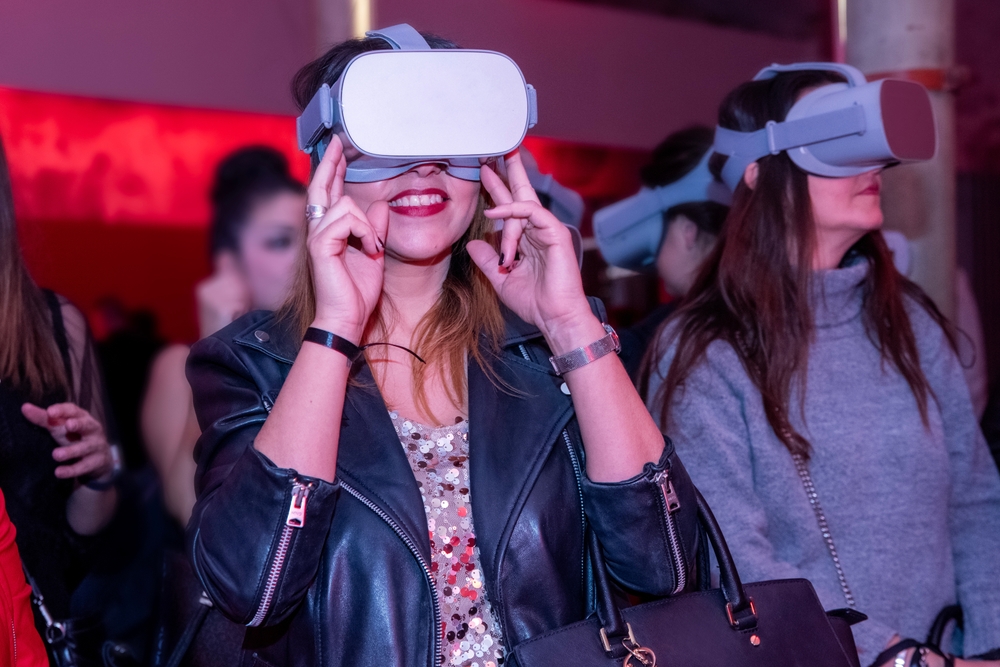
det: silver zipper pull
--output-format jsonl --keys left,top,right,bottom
{"left": 656, "top": 472, "right": 681, "bottom": 513}
{"left": 286, "top": 483, "right": 310, "bottom": 528}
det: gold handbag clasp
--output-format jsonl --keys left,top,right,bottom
{"left": 598, "top": 622, "right": 657, "bottom": 667}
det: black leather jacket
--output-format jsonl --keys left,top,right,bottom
{"left": 185, "top": 301, "right": 701, "bottom": 667}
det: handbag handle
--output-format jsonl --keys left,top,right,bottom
{"left": 591, "top": 487, "right": 758, "bottom": 656}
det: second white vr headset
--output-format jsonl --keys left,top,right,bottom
{"left": 593, "top": 151, "right": 732, "bottom": 271}
{"left": 714, "top": 62, "right": 937, "bottom": 191}
{"left": 296, "top": 24, "right": 538, "bottom": 183}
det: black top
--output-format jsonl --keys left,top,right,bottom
{"left": 0, "top": 292, "right": 104, "bottom": 618}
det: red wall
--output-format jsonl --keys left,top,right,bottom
{"left": 3, "top": 88, "right": 650, "bottom": 344}
{"left": 0, "top": 88, "right": 310, "bottom": 343}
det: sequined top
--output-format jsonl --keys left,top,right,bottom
{"left": 390, "top": 411, "right": 506, "bottom": 667}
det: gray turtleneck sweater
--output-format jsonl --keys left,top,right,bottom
{"left": 647, "top": 262, "right": 1000, "bottom": 663}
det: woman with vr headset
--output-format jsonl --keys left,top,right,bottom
{"left": 609, "top": 125, "right": 729, "bottom": 380}
{"left": 183, "top": 28, "right": 696, "bottom": 667}
{"left": 645, "top": 66, "right": 1000, "bottom": 666}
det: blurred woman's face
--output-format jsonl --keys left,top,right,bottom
{"left": 343, "top": 163, "right": 481, "bottom": 264}
{"left": 655, "top": 214, "right": 715, "bottom": 298}
{"left": 807, "top": 168, "right": 884, "bottom": 243}
{"left": 236, "top": 190, "right": 307, "bottom": 310}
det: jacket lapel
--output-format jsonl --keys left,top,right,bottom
{"left": 234, "top": 308, "right": 580, "bottom": 573}
{"left": 467, "top": 317, "right": 574, "bottom": 588}
{"left": 337, "top": 365, "right": 433, "bottom": 562}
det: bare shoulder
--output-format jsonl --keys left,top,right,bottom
{"left": 147, "top": 344, "right": 194, "bottom": 392}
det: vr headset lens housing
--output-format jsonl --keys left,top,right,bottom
{"left": 714, "top": 62, "right": 937, "bottom": 191}
{"left": 296, "top": 24, "right": 538, "bottom": 183}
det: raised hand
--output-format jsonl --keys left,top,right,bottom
{"left": 466, "top": 150, "right": 594, "bottom": 348}
{"left": 306, "top": 135, "right": 389, "bottom": 343}
{"left": 21, "top": 402, "right": 114, "bottom": 482}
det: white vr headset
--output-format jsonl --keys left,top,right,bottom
{"left": 592, "top": 151, "right": 732, "bottom": 271}
{"left": 296, "top": 24, "right": 538, "bottom": 183}
{"left": 714, "top": 62, "right": 937, "bottom": 191}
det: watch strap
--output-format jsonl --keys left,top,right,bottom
{"left": 548, "top": 323, "right": 621, "bottom": 376}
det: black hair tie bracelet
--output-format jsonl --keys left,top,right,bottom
{"left": 303, "top": 327, "right": 426, "bottom": 365}
{"left": 304, "top": 327, "right": 364, "bottom": 364}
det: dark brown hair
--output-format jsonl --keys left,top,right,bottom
{"left": 0, "top": 133, "right": 69, "bottom": 401}
{"left": 642, "top": 70, "right": 954, "bottom": 457}
{"left": 209, "top": 146, "right": 306, "bottom": 256}
{"left": 282, "top": 32, "right": 505, "bottom": 423}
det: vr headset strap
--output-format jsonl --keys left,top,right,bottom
{"left": 366, "top": 24, "right": 431, "bottom": 50}
{"left": 715, "top": 104, "right": 867, "bottom": 187}
{"left": 754, "top": 61, "right": 868, "bottom": 87}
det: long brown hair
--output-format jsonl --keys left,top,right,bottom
{"left": 642, "top": 70, "right": 955, "bottom": 458}
{"left": 281, "top": 33, "right": 506, "bottom": 422}
{"left": 0, "top": 134, "right": 69, "bottom": 401}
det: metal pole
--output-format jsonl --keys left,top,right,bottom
{"left": 314, "top": 0, "right": 374, "bottom": 56}
{"left": 846, "top": 0, "right": 956, "bottom": 316}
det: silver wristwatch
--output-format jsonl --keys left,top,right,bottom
{"left": 548, "top": 323, "right": 621, "bottom": 375}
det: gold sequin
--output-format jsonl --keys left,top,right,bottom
{"left": 391, "top": 413, "right": 506, "bottom": 667}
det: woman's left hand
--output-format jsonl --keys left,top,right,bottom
{"left": 467, "top": 150, "right": 594, "bottom": 344}
{"left": 21, "top": 403, "right": 114, "bottom": 482}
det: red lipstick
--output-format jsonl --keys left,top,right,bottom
{"left": 387, "top": 188, "right": 449, "bottom": 217}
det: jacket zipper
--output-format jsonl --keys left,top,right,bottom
{"left": 10, "top": 617, "right": 15, "bottom": 665}
{"left": 248, "top": 480, "right": 311, "bottom": 627}
{"left": 561, "top": 430, "right": 587, "bottom": 591}
{"left": 260, "top": 393, "right": 441, "bottom": 659}
{"left": 653, "top": 470, "right": 687, "bottom": 594}
{"left": 340, "top": 481, "right": 440, "bottom": 666}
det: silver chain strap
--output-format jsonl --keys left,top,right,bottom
{"left": 791, "top": 454, "right": 856, "bottom": 608}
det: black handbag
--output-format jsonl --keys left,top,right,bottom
{"left": 513, "top": 489, "right": 867, "bottom": 667}
{"left": 23, "top": 564, "right": 137, "bottom": 667}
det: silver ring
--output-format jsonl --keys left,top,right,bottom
{"left": 306, "top": 204, "right": 327, "bottom": 220}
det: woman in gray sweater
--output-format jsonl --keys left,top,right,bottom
{"left": 644, "top": 67, "right": 1000, "bottom": 667}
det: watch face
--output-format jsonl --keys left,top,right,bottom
{"left": 603, "top": 323, "right": 622, "bottom": 353}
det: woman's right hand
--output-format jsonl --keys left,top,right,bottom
{"left": 306, "top": 135, "right": 388, "bottom": 343}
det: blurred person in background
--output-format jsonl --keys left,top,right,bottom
{"left": 0, "top": 133, "right": 121, "bottom": 661}
{"left": 142, "top": 146, "right": 307, "bottom": 527}
{"left": 141, "top": 146, "right": 305, "bottom": 667}
{"left": 595, "top": 126, "right": 729, "bottom": 380}
{"left": 93, "top": 297, "right": 165, "bottom": 470}
{"left": 644, "top": 67, "right": 1000, "bottom": 666}
{"left": 520, "top": 146, "right": 586, "bottom": 228}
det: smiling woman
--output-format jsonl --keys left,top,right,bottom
{"left": 182, "top": 24, "right": 701, "bottom": 667}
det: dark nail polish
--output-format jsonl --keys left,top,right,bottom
{"left": 498, "top": 253, "right": 505, "bottom": 266}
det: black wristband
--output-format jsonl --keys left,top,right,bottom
{"left": 303, "top": 327, "right": 363, "bottom": 363}
{"left": 83, "top": 475, "right": 117, "bottom": 491}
